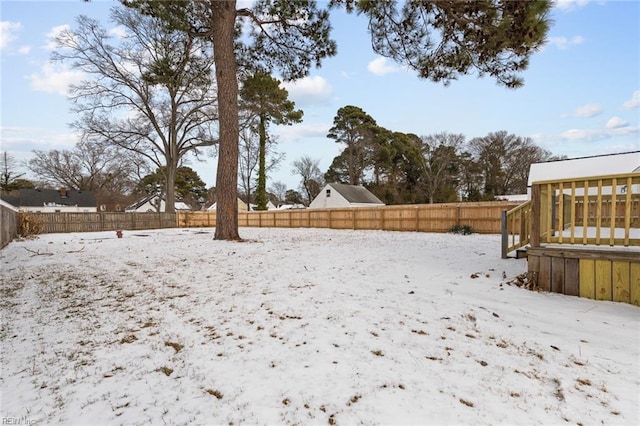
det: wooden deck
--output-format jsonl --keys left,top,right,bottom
{"left": 503, "top": 171, "right": 639, "bottom": 306}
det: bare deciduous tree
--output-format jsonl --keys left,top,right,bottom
{"left": 28, "top": 141, "right": 144, "bottom": 209}
{"left": 292, "top": 156, "right": 324, "bottom": 205}
{"left": 420, "top": 133, "right": 465, "bottom": 204}
{"left": 53, "top": 7, "right": 218, "bottom": 212}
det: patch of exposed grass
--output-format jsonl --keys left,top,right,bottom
{"left": 206, "top": 389, "right": 223, "bottom": 399}
{"left": 119, "top": 335, "right": 137, "bottom": 344}
{"left": 159, "top": 366, "right": 173, "bottom": 376}
{"left": 165, "top": 341, "right": 184, "bottom": 353}
{"left": 459, "top": 398, "right": 474, "bottom": 407}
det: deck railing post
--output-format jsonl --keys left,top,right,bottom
{"left": 501, "top": 210, "right": 508, "bottom": 259}
{"left": 531, "top": 184, "right": 541, "bottom": 248}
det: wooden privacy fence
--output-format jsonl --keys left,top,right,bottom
{"left": 23, "top": 212, "right": 178, "bottom": 234}
{"left": 179, "top": 201, "right": 520, "bottom": 234}
{"left": 18, "top": 202, "right": 519, "bottom": 236}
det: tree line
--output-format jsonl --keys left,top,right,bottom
{"left": 310, "top": 105, "right": 564, "bottom": 206}
{"left": 2, "top": 0, "right": 552, "bottom": 240}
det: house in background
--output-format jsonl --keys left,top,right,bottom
{"left": 527, "top": 151, "right": 640, "bottom": 198}
{"left": 207, "top": 198, "right": 249, "bottom": 212}
{"left": 249, "top": 200, "right": 277, "bottom": 211}
{"left": 125, "top": 194, "right": 192, "bottom": 212}
{"left": 309, "top": 183, "right": 385, "bottom": 209}
{"left": 276, "top": 203, "right": 306, "bottom": 210}
{"left": 0, "top": 188, "right": 97, "bottom": 212}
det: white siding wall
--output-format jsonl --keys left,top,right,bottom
{"left": 21, "top": 206, "right": 97, "bottom": 213}
{"left": 309, "top": 186, "right": 351, "bottom": 209}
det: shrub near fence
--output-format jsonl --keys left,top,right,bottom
{"left": 180, "top": 201, "right": 520, "bottom": 234}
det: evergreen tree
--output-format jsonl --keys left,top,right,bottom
{"left": 240, "top": 72, "right": 302, "bottom": 210}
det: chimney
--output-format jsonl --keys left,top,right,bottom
{"left": 59, "top": 188, "right": 68, "bottom": 198}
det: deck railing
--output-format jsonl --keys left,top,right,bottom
{"left": 502, "top": 172, "right": 640, "bottom": 258}
{"left": 530, "top": 172, "right": 640, "bottom": 249}
{"left": 501, "top": 200, "right": 531, "bottom": 258}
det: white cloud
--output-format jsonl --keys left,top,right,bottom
{"left": 0, "top": 21, "right": 22, "bottom": 51}
{"left": 605, "top": 116, "right": 628, "bottom": 129}
{"left": 274, "top": 122, "right": 331, "bottom": 143}
{"left": 561, "top": 128, "right": 595, "bottom": 141}
{"left": 44, "top": 24, "right": 71, "bottom": 51}
{"left": 547, "top": 35, "right": 584, "bottom": 50}
{"left": 561, "top": 125, "right": 639, "bottom": 142}
{"left": 281, "top": 76, "right": 333, "bottom": 107}
{"left": 623, "top": 91, "right": 640, "bottom": 109}
{"left": 27, "top": 62, "right": 85, "bottom": 97}
{"left": 0, "top": 126, "right": 80, "bottom": 153}
{"left": 554, "top": 0, "right": 589, "bottom": 11}
{"left": 565, "top": 103, "right": 602, "bottom": 118}
{"left": 109, "top": 25, "right": 129, "bottom": 40}
{"left": 367, "top": 56, "right": 399, "bottom": 76}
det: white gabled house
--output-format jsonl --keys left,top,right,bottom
{"left": 208, "top": 198, "right": 277, "bottom": 211}
{"left": 309, "top": 183, "right": 385, "bottom": 209}
{"left": 125, "top": 194, "right": 192, "bottom": 212}
{"left": 207, "top": 198, "right": 249, "bottom": 212}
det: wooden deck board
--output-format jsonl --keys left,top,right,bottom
{"left": 551, "top": 257, "right": 564, "bottom": 293}
{"left": 579, "top": 259, "right": 596, "bottom": 300}
{"left": 612, "top": 261, "right": 631, "bottom": 304}
{"left": 630, "top": 263, "right": 640, "bottom": 306}
{"left": 595, "top": 259, "right": 612, "bottom": 301}
{"left": 564, "top": 258, "right": 580, "bottom": 296}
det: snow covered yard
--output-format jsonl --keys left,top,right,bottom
{"left": 1, "top": 227, "right": 638, "bottom": 425}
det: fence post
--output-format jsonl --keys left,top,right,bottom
{"left": 501, "top": 210, "right": 508, "bottom": 259}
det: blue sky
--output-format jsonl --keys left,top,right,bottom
{"left": 1, "top": 0, "right": 639, "bottom": 191}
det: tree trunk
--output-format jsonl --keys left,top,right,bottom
{"left": 212, "top": 1, "right": 240, "bottom": 240}
{"left": 255, "top": 114, "right": 268, "bottom": 210}
{"left": 165, "top": 159, "right": 177, "bottom": 213}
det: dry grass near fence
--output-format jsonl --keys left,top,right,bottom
{"left": 18, "top": 212, "right": 43, "bottom": 237}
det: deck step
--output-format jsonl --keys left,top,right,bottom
{"left": 515, "top": 248, "right": 528, "bottom": 259}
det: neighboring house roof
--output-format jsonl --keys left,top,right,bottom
{"left": 125, "top": 194, "right": 156, "bottom": 211}
{"left": 207, "top": 198, "right": 248, "bottom": 211}
{"left": 328, "top": 183, "right": 384, "bottom": 204}
{"left": 496, "top": 194, "right": 528, "bottom": 202}
{"left": 250, "top": 201, "right": 277, "bottom": 210}
{"left": 1, "top": 188, "right": 96, "bottom": 208}
{"left": 276, "top": 203, "right": 306, "bottom": 210}
{"left": 125, "top": 194, "right": 191, "bottom": 212}
{"left": 309, "top": 183, "right": 385, "bottom": 209}
{"left": 528, "top": 151, "right": 640, "bottom": 187}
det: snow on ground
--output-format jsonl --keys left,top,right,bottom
{"left": 1, "top": 227, "right": 638, "bottom": 425}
